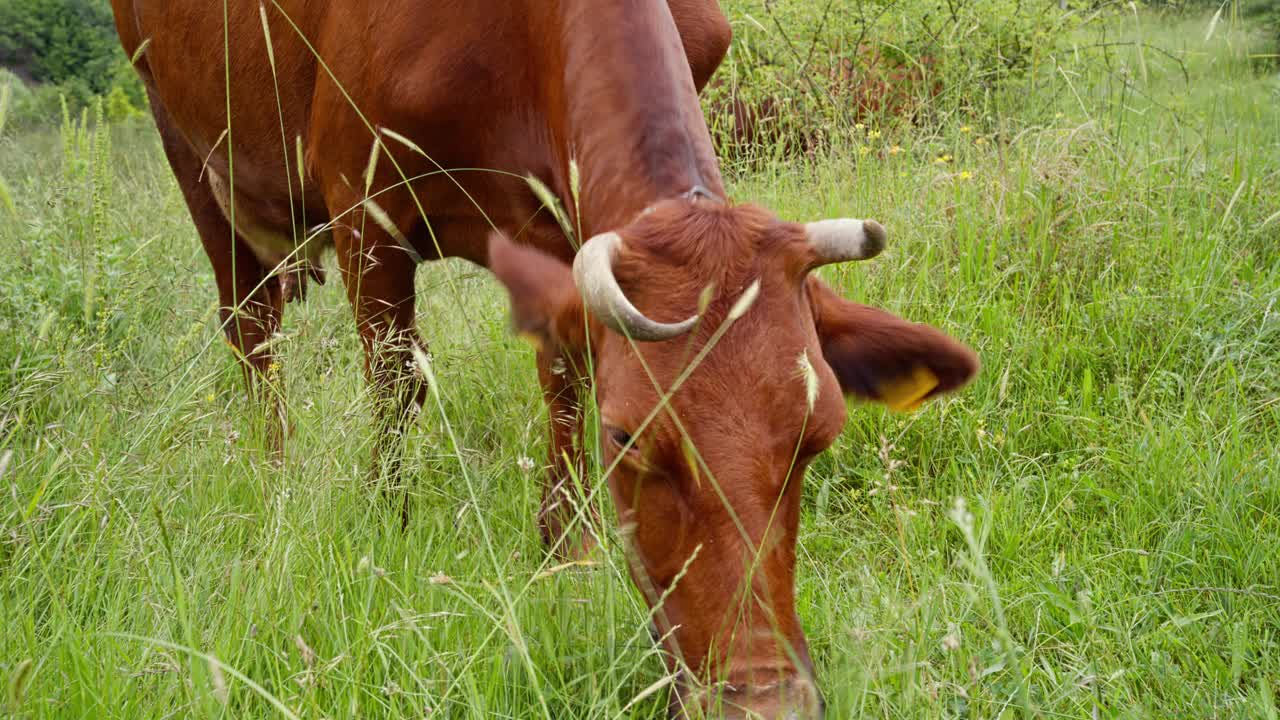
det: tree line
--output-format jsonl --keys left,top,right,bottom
{"left": 0, "top": 0, "right": 142, "bottom": 126}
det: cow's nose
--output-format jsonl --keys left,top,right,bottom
{"left": 675, "top": 677, "right": 825, "bottom": 719}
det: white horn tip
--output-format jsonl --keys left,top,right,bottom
{"left": 863, "top": 220, "right": 887, "bottom": 255}
{"left": 805, "top": 218, "right": 887, "bottom": 261}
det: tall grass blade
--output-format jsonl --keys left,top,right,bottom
{"left": 1220, "top": 178, "right": 1247, "bottom": 228}
{"left": 620, "top": 673, "right": 678, "bottom": 714}
{"left": 107, "top": 634, "right": 300, "bottom": 720}
{"left": 364, "top": 136, "right": 381, "bottom": 196}
{"left": 726, "top": 279, "right": 761, "bottom": 321}
{"left": 1204, "top": 2, "right": 1226, "bottom": 43}
{"left": 1260, "top": 678, "right": 1278, "bottom": 720}
{"left": 524, "top": 173, "right": 575, "bottom": 243}
{"left": 362, "top": 197, "right": 406, "bottom": 244}
{"left": 295, "top": 135, "right": 305, "bottom": 188}
{"left": 0, "top": 174, "right": 15, "bottom": 218}
{"left": 258, "top": 4, "right": 277, "bottom": 70}
{"left": 7, "top": 659, "right": 33, "bottom": 711}
{"left": 0, "top": 81, "right": 10, "bottom": 136}
{"left": 130, "top": 38, "right": 151, "bottom": 65}
{"left": 797, "top": 350, "right": 820, "bottom": 412}
{"left": 378, "top": 127, "right": 426, "bottom": 158}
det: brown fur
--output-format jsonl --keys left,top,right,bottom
{"left": 111, "top": 0, "right": 729, "bottom": 498}
{"left": 112, "top": 1, "right": 975, "bottom": 716}
{"left": 491, "top": 201, "right": 978, "bottom": 718}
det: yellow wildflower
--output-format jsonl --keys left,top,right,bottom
{"left": 888, "top": 145, "right": 903, "bottom": 155}
{"left": 934, "top": 154, "right": 953, "bottom": 164}
{"left": 854, "top": 122, "right": 865, "bottom": 132}
{"left": 858, "top": 145, "right": 871, "bottom": 156}
{"left": 960, "top": 126, "right": 972, "bottom": 134}
{"left": 958, "top": 171, "right": 973, "bottom": 181}
{"left": 868, "top": 129, "right": 882, "bottom": 140}
{"left": 974, "top": 137, "right": 988, "bottom": 146}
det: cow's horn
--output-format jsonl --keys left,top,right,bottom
{"left": 572, "top": 232, "right": 698, "bottom": 342}
{"left": 804, "top": 219, "right": 887, "bottom": 265}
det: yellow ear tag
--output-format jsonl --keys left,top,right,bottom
{"left": 879, "top": 366, "right": 940, "bottom": 413}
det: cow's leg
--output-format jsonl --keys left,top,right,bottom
{"left": 536, "top": 345, "right": 601, "bottom": 558}
{"left": 150, "top": 95, "right": 288, "bottom": 452}
{"left": 668, "top": 0, "right": 733, "bottom": 92}
{"left": 333, "top": 216, "right": 426, "bottom": 514}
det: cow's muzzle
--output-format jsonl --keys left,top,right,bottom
{"left": 673, "top": 676, "right": 825, "bottom": 719}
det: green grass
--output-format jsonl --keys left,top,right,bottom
{"left": 2, "top": 11, "right": 1279, "bottom": 719}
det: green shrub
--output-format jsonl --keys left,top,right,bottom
{"left": 1174, "top": 0, "right": 1280, "bottom": 65}
{"left": 0, "top": 67, "right": 142, "bottom": 130}
{"left": 0, "top": 68, "right": 33, "bottom": 110}
{"left": 0, "top": 0, "right": 145, "bottom": 127}
{"left": 1242, "top": 0, "right": 1280, "bottom": 64}
{"left": 2, "top": 75, "right": 74, "bottom": 129}
{"left": 0, "top": 0, "right": 119, "bottom": 92}
{"left": 103, "top": 84, "right": 140, "bottom": 122}
{"left": 0, "top": 69, "right": 44, "bottom": 129}
{"left": 0, "top": 95, "right": 121, "bottom": 360}
{"left": 707, "top": 0, "right": 1091, "bottom": 153}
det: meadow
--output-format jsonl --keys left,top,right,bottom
{"left": 2, "top": 8, "right": 1279, "bottom": 719}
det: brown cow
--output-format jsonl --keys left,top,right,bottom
{"left": 111, "top": 1, "right": 977, "bottom": 717}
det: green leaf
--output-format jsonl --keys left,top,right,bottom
{"left": 0, "top": 172, "right": 15, "bottom": 218}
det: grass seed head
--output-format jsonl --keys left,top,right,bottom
{"left": 294, "top": 636, "right": 316, "bottom": 669}
{"left": 208, "top": 657, "right": 228, "bottom": 705}
{"left": 797, "top": 350, "right": 820, "bottom": 413}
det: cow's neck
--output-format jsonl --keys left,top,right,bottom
{"left": 552, "top": 0, "right": 725, "bottom": 236}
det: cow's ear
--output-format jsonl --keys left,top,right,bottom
{"left": 808, "top": 278, "right": 978, "bottom": 411}
{"left": 489, "top": 233, "right": 588, "bottom": 352}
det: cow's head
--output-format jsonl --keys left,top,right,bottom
{"left": 490, "top": 200, "right": 977, "bottom": 719}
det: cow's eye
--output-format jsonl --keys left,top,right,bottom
{"left": 605, "top": 426, "right": 635, "bottom": 451}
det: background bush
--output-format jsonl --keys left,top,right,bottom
{"left": 707, "top": 0, "right": 1091, "bottom": 153}
{"left": 0, "top": 0, "right": 117, "bottom": 88}
{"left": 0, "top": 0, "right": 141, "bottom": 127}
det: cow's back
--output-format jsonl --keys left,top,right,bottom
{"left": 112, "top": 1, "right": 542, "bottom": 262}
{"left": 112, "top": 0, "right": 731, "bottom": 266}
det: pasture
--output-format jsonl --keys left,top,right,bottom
{"left": 2, "top": 9, "right": 1279, "bottom": 719}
